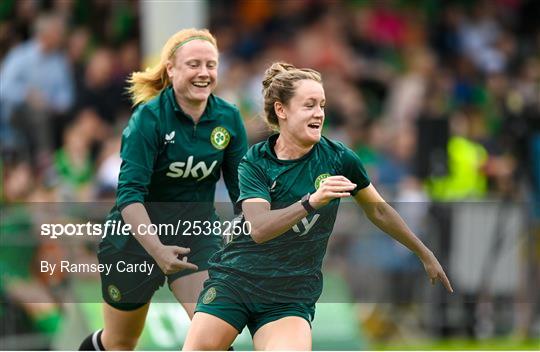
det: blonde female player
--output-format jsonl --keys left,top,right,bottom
{"left": 78, "top": 29, "right": 247, "bottom": 350}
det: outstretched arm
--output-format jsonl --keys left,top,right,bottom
{"left": 354, "top": 184, "right": 453, "bottom": 293}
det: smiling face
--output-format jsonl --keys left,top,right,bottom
{"left": 166, "top": 39, "right": 218, "bottom": 105}
{"left": 276, "top": 79, "right": 326, "bottom": 146}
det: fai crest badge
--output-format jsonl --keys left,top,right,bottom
{"left": 211, "top": 127, "right": 230, "bottom": 150}
{"left": 202, "top": 287, "right": 217, "bottom": 304}
{"left": 108, "top": 285, "right": 122, "bottom": 302}
{"left": 314, "top": 173, "right": 331, "bottom": 190}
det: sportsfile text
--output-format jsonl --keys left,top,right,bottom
{"left": 41, "top": 220, "right": 132, "bottom": 239}
{"left": 40, "top": 219, "right": 252, "bottom": 239}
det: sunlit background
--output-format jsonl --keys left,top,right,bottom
{"left": 1, "top": 0, "right": 539, "bottom": 350}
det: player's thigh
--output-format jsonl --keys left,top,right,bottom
{"left": 101, "top": 302, "right": 150, "bottom": 350}
{"left": 183, "top": 312, "right": 239, "bottom": 351}
{"left": 169, "top": 270, "right": 209, "bottom": 319}
{"left": 253, "top": 316, "right": 312, "bottom": 351}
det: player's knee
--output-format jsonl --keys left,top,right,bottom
{"left": 263, "top": 340, "right": 311, "bottom": 351}
{"left": 183, "top": 334, "right": 230, "bottom": 351}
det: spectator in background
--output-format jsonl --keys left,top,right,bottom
{"left": 115, "top": 40, "right": 141, "bottom": 90}
{"left": 383, "top": 47, "right": 436, "bottom": 129}
{"left": 0, "top": 12, "right": 73, "bottom": 166}
{"left": 67, "top": 27, "right": 92, "bottom": 93}
{"left": 1, "top": 160, "right": 64, "bottom": 343}
{"left": 51, "top": 116, "right": 94, "bottom": 202}
{"left": 74, "top": 47, "right": 123, "bottom": 125}
{"left": 457, "top": 1, "right": 506, "bottom": 74}
{"left": 94, "top": 134, "right": 122, "bottom": 200}
{"left": 0, "top": 0, "right": 39, "bottom": 58}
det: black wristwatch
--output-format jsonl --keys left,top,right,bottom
{"left": 301, "top": 193, "right": 316, "bottom": 214}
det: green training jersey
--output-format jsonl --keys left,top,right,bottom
{"left": 104, "top": 86, "right": 248, "bottom": 253}
{"left": 209, "top": 134, "right": 370, "bottom": 304}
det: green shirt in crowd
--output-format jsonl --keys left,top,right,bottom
{"left": 209, "top": 134, "right": 370, "bottom": 304}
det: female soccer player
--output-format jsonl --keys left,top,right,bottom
{"left": 79, "top": 29, "right": 247, "bottom": 350}
{"left": 183, "top": 63, "right": 453, "bottom": 350}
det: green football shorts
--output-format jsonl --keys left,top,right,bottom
{"left": 195, "top": 278, "right": 315, "bottom": 336}
{"left": 98, "top": 234, "right": 222, "bottom": 311}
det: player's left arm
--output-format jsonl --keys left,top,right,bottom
{"left": 222, "top": 109, "right": 248, "bottom": 214}
{"left": 354, "top": 184, "right": 453, "bottom": 293}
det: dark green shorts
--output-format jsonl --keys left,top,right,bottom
{"left": 195, "top": 279, "right": 315, "bottom": 336}
{"left": 98, "top": 235, "right": 222, "bottom": 311}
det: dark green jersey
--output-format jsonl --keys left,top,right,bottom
{"left": 104, "top": 86, "right": 247, "bottom": 252}
{"left": 209, "top": 135, "right": 370, "bottom": 304}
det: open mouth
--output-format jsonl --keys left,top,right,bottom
{"left": 192, "top": 82, "right": 210, "bottom": 88}
{"left": 308, "top": 122, "right": 321, "bottom": 130}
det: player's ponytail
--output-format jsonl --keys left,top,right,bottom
{"left": 127, "top": 28, "right": 217, "bottom": 106}
{"left": 262, "top": 62, "right": 322, "bottom": 131}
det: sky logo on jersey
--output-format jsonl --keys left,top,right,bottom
{"left": 293, "top": 214, "right": 320, "bottom": 236}
{"left": 166, "top": 156, "right": 218, "bottom": 181}
{"left": 315, "top": 173, "right": 331, "bottom": 189}
{"left": 210, "top": 126, "right": 230, "bottom": 150}
{"left": 164, "top": 131, "right": 175, "bottom": 144}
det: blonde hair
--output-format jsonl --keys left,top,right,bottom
{"left": 127, "top": 28, "right": 218, "bottom": 106}
{"left": 262, "top": 62, "right": 322, "bottom": 130}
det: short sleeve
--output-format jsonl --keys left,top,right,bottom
{"left": 341, "top": 147, "right": 371, "bottom": 195}
{"left": 237, "top": 157, "right": 271, "bottom": 204}
{"left": 116, "top": 106, "right": 160, "bottom": 210}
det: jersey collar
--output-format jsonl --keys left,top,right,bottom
{"left": 166, "top": 86, "right": 217, "bottom": 122}
{"left": 263, "top": 134, "right": 318, "bottom": 164}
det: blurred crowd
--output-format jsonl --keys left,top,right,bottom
{"left": 1, "top": 0, "right": 539, "bottom": 348}
{"left": 211, "top": 0, "right": 540, "bottom": 204}
{"left": 1, "top": 0, "right": 139, "bottom": 346}
{"left": 1, "top": 0, "right": 138, "bottom": 204}
{"left": 2, "top": 0, "right": 540, "bottom": 210}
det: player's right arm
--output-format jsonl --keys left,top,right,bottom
{"left": 242, "top": 175, "right": 356, "bottom": 244}
{"left": 238, "top": 146, "right": 356, "bottom": 243}
{"left": 117, "top": 106, "right": 197, "bottom": 274}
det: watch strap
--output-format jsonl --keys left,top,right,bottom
{"left": 301, "top": 193, "right": 316, "bottom": 214}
